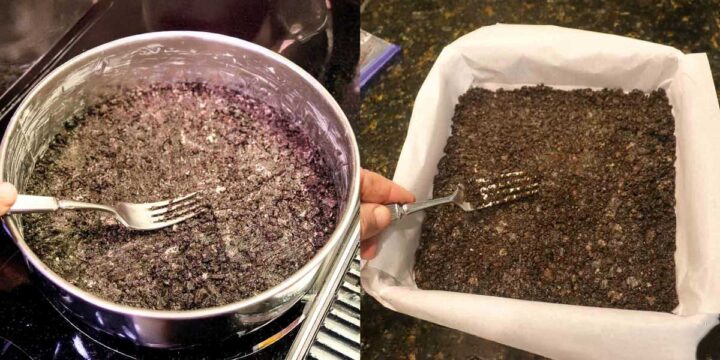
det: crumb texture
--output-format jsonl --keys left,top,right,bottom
{"left": 415, "top": 85, "right": 677, "bottom": 312}
{"left": 25, "top": 82, "right": 338, "bottom": 310}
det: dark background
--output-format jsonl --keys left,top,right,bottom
{"left": 358, "top": 0, "right": 720, "bottom": 359}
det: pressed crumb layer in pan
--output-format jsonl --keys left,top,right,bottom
{"left": 24, "top": 82, "right": 338, "bottom": 310}
{"left": 415, "top": 85, "right": 677, "bottom": 312}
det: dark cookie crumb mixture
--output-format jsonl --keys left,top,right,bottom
{"left": 415, "top": 85, "right": 677, "bottom": 312}
{"left": 25, "top": 82, "right": 338, "bottom": 310}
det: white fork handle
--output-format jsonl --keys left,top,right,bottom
{"left": 9, "top": 195, "right": 60, "bottom": 214}
{"left": 385, "top": 194, "right": 456, "bottom": 221}
{"left": 9, "top": 195, "right": 115, "bottom": 214}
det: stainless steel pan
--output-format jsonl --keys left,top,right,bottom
{"left": 0, "top": 31, "right": 360, "bottom": 348}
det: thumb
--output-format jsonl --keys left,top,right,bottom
{"left": 0, "top": 182, "right": 17, "bottom": 216}
{"left": 360, "top": 203, "right": 392, "bottom": 240}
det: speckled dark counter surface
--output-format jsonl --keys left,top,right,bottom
{"left": 358, "top": 1, "right": 720, "bottom": 359}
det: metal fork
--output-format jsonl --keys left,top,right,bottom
{"left": 386, "top": 171, "right": 540, "bottom": 221}
{"left": 8, "top": 192, "right": 201, "bottom": 231}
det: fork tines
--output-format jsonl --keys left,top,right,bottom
{"left": 475, "top": 171, "right": 540, "bottom": 209}
{"left": 148, "top": 192, "right": 202, "bottom": 223}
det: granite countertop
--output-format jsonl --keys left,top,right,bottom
{"left": 358, "top": 1, "right": 720, "bottom": 359}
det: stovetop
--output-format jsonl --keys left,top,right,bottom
{"left": 0, "top": 1, "right": 359, "bottom": 359}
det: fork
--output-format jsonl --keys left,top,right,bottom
{"left": 386, "top": 171, "right": 540, "bottom": 221}
{"left": 8, "top": 192, "right": 201, "bottom": 231}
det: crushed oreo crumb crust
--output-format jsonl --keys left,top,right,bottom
{"left": 25, "top": 82, "right": 338, "bottom": 310}
{"left": 415, "top": 85, "right": 677, "bottom": 312}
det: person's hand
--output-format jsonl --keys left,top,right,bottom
{"left": 360, "top": 169, "right": 415, "bottom": 260}
{"left": 0, "top": 182, "right": 17, "bottom": 216}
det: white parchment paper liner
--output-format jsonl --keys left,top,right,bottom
{"left": 362, "top": 24, "right": 720, "bottom": 360}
